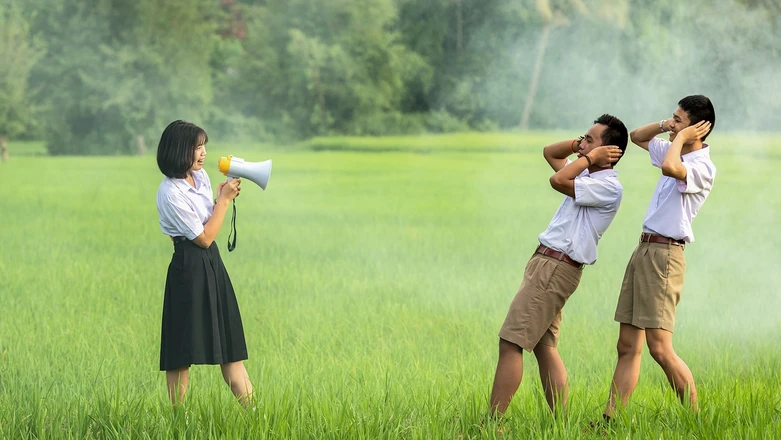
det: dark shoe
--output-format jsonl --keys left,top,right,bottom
{"left": 585, "top": 414, "right": 612, "bottom": 436}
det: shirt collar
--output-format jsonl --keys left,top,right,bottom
{"left": 170, "top": 170, "right": 202, "bottom": 193}
{"left": 682, "top": 144, "right": 710, "bottom": 161}
{"left": 588, "top": 168, "right": 618, "bottom": 179}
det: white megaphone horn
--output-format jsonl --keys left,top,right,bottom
{"left": 217, "top": 155, "right": 272, "bottom": 190}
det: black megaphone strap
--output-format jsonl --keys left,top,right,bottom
{"left": 227, "top": 200, "right": 237, "bottom": 252}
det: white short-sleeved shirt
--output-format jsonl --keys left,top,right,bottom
{"left": 157, "top": 169, "right": 214, "bottom": 240}
{"left": 538, "top": 161, "right": 623, "bottom": 265}
{"left": 642, "top": 138, "right": 716, "bottom": 243}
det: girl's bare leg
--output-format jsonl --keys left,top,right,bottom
{"left": 166, "top": 367, "right": 190, "bottom": 406}
{"left": 221, "top": 361, "right": 254, "bottom": 406}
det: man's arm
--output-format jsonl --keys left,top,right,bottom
{"left": 630, "top": 119, "right": 671, "bottom": 151}
{"left": 550, "top": 146, "right": 623, "bottom": 197}
{"left": 543, "top": 138, "right": 580, "bottom": 172}
{"left": 661, "top": 121, "right": 711, "bottom": 180}
{"left": 549, "top": 156, "right": 589, "bottom": 198}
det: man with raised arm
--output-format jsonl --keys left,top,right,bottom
{"left": 601, "top": 95, "right": 716, "bottom": 423}
{"left": 489, "top": 114, "right": 627, "bottom": 417}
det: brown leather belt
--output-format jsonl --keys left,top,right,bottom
{"left": 640, "top": 233, "right": 685, "bottom": 247}
{"left": 535, "top": 244, "right": 584, "bottom": 269}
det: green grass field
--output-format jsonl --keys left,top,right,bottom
{"left": 1, "top": 133, "right": 780, "bottom": 439}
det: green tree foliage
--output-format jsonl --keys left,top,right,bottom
{"left": 214, "top": 0, "right": 433, "bottom": 138}
{"left": 21, "top": 0, "right": 217, "bottom": 154}
{"left": 81, "top": 0, "right": 219, "bottom": 154}
{"left": 0, "top": 1, "right": 45, "bottom": 160}
{"left": 8, "top": 0, "right": 781, "bottom": 154}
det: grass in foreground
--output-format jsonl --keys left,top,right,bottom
{"left": 0, "top": 132, "right": 780, "bottom": 439}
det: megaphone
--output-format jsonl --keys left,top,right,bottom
{"left": 216, "top": 155, "right": 272, "bottom": 253}
{"left": 217, "top": 155, "right": 272, "bottom": 190}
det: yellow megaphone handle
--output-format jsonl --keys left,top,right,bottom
{"left": 218, "top": 155, "right": 233, "bottom": 175}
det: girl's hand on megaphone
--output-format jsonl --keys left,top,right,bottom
{"left": 217, "top": 178, "right": 241, "bottom": 202}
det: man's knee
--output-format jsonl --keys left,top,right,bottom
{"left": 616, "top": 336, "right": 643, "bottom": 358}
{"left": 645, "top": 329, "right": 677, "bottom": 367}
{"left": 647, "top": 341, "right": 674, "bottom": 366}
{"left": 532, "top": 342, "right": 556, "bottom": 356}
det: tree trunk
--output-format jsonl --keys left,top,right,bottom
{"left": 0, "top": 136, "right": 8, "bottom": 162}
{"left": 455, "top": 0, "right": 463, "bottom": 53}
{"left": 311, "top": 64, "right": 327, "bottom": 129}
{"left": 519, "top": 23, "right": 553, "bottom": 130}
{"left": 135, "top": 135, "right": 147, "bottom": 155}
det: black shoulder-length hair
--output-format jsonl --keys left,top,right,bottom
{"left": 156, "top": 120, "right": 209, "bottom": 179}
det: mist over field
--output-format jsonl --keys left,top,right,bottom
{"left": 2, "top": 0, "right": 780, "bottom": 153}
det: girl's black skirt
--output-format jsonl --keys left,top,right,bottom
{"left": 160, "top": 237, "right": 248, "bottom": 371}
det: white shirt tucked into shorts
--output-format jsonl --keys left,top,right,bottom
{"left": 538, "top": 161, "right": 623, "bottom": 265}
{"left": 642, "top": 138, "right": 716, "bottom": 243}
{"left": 157, "top": 169, "right": 214, "bottom": 240}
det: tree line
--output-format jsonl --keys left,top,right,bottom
{"left": 1, "top": 0, "right": 779, "bottom": 156}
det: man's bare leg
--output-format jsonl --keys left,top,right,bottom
{"left": 533, "top": 344, "right": 568, "bottom": 414}
{"left": 604, "top": 324, "right": 645, "bottom": 417}
{"left": 489, "top": 338, "right": 524, "bottom": 415}
{"left": 166, "top": 367, "right": 190, "bottom": 406}
{"left": 645, "top": 328, "right": 698, "bottom": 411}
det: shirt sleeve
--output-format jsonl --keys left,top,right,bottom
{"left": 676, "top": 160, "right": 716, "bottom": 194}
{"left": 574, "top": 177, "right": 622, "bottom": 208}
{"left": 159, "top": 192, "right": 205, "bottom": 240}
{"left": 648, "top": 137, "right": 669, "bottom": 168}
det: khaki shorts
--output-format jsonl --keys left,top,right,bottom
{"left": 499, "top": 253, "right": 582, "bottom": 352}
{"left": 614, "top": 242, "right": 686, "bottom": 331}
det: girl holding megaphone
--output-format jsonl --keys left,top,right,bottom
{"left": 155, "top": 120, "right": 253, "bottom": 407}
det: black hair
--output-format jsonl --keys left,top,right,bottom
{"left": 594, "top": 113, "right": 628, "bottom": 166}
{"left": 156, "top": 120, "right": 208, "bottom": 179}
{"left": 678, "top": 95, "right": 715, "bottom": 141}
